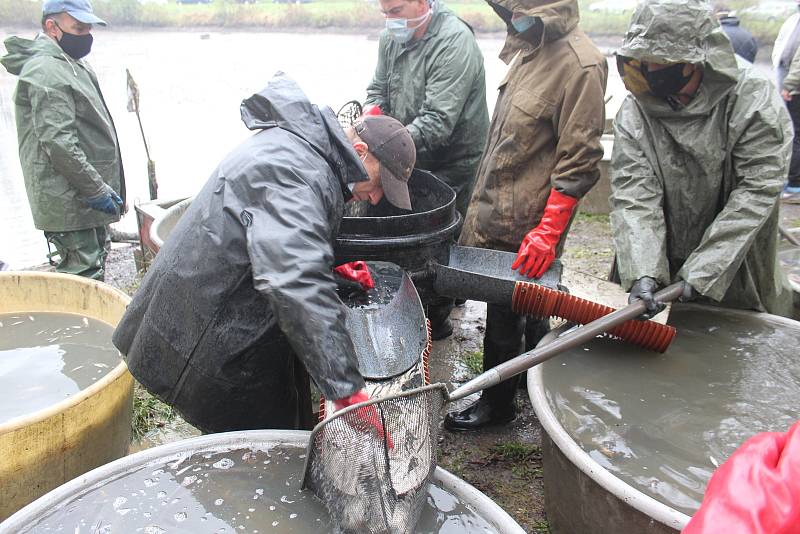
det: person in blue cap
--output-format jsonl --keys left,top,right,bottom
{"left": 0, "top": 0, "right": 125, "bottom": 280}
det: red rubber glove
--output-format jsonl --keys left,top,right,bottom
{"left": 333, "top": 261, "right": 375, "bottom": 290}
{"left": 511, "top": 188, "right": 578, "bottom": 279}
{"left": 682, "top": 421, "right": 800, "bottom": 534}
{"left": 361, "top": 104, "right": 382, "bottom": 116}
{"left": 333, "top": 389, "right": 394, "bottom": 449}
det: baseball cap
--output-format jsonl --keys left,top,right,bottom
{"left": 43, "top": 0, "right": 107, "bottom": 26}
{"left": 355, "top": 115, "right": 416, "bottom": 211}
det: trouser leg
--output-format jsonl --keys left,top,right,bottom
{"left": 44, "top": 226, "right": 108, "bottom": 281}
{"left": 787, "top": 98, "right": 800, "bottom": 188}
{"left": 480, "top": 303, "right": 526, "bottom": 410}
{"left": 291, "top": 353, "right": 315, "bottom": 430}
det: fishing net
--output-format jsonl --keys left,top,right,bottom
{"left": 336, "top": 100, "right": 363, "bottom": 129}
{"left": 302, "top": 384, "right": 448, "bottom": 534}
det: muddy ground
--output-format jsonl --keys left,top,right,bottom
{"left": 26, "top": 201, "right": 800, "bottom": 533}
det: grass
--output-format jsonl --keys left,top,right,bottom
{"left": 461, "top": 348, "right": 483, "bottom": 375}
{"left": 132, "top": 383, "right": 175, "bottom": 440}
{"left": 575, "top": 211, "right": 610, "bottom": 225}
{"left": 532, "top": 519, "right": 551, "bottom": 534}
{"left": 0, "top": 0, "right": 784, "bottom": 44}
{"left": 490, "top": 440, "right": 541, "bottom": 462}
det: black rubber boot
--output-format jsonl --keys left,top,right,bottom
{"left": 427, "top": 299, "right": 455, "bottom": 340}
{"left": 444, "top": 304, "right": 525, "bottom": 431}
{"left": 517, "top": 317, "right": 551, "bottom": 389}
{"left": 443, "top": 397, "right": 516, "bottom": 431}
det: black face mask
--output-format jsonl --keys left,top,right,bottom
{"left": 53, "top": 22, "right": 93, "bottom": 60}
{"left": 641, "top": 63, "right": 692, "bottom": 98}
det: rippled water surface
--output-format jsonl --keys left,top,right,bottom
{"left": 26, "top": 446, "right": 498, "bottom": 533}
{"left": 542, "top": 305, "right": 800, "bottom": 515}
{"left": 0, "top": 311, "right": 120, "bottom": 424}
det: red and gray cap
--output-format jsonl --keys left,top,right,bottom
{"left": 355, "top": 115, "right": 416, "bottom": 211}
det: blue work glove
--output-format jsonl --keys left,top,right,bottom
{"left": 86, "top": 186, "right": 123, "bottom": 215}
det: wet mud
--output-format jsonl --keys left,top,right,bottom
{"left": 0, "top": 311, "right": 121, "bottom": 424}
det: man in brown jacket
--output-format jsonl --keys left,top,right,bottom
{"left": 445, "top": 0, "right": 608, "bottom": 430}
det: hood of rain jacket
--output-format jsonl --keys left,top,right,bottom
{"left": 1, "top": 34, "right": 124, "bottom": 232}
{"left": 113, "top": 73, "right": 367, "bottom": 432}
{"left": 609, "top": 0, "right": 794, "bottom": 316}
{"left": 364, "top": 2, "right": 489, "bottom": 216}
{"left": 460, "top": 0, "right": 608, "bottom": 253}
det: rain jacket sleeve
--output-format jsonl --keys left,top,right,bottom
{"left": 552, "top": 62, "right": 607, "bottom": 197}
{"left": 783, "top": 47, "right": 800, "bottom": 93}
{"left": 23, "top": 58, "right": 107, "bottom": 199}
{"left": 404, "top": 32, "right": 485, "bottom": 156}
{"left": 243, "top": 163, "right": 365, "bottom": 401}
{"left": 365, "top": 38, "right": 389, "bottom": 113}
{"left": 677, "top": 89, "right": 787, "bottom": 300}
{"left": 610, "top": 100, "right": 671, "bottom": 289}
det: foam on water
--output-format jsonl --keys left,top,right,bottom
{"left": 0, "top": 312, "right": 121, "bottom": 424}
{"left": 542, "top": 306, "right": 800, "bottom": 515}
{"left": 24, "top": 446, "right": 497, "bottom": 533}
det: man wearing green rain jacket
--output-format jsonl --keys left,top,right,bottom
{"left": 612, "top": 0, "right": 794, "bottom": 318}
{"left": 1, "top": 0, "right": 125, "bottom": 280}
{"left": 365, "top": 0, "right": 489, "bottom": 339}
{"left": 365, "top": 0, "right": 488, "bottom": 219}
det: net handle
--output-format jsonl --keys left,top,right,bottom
{"left": 448, "top": 282, "right": 686, "bottom": 402}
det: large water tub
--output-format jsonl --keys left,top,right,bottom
{"left": 0, "top": 272, "right": 134, "bottom": 520}
{"left": 1, "top": 430, "right": 526, "bottom": 533}
{"left": 528, "top": 304, "right": 800, "bottom": 533}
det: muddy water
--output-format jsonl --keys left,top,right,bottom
{"left": 542, "top": 305, "right": 800, "bottom": 515}
{"left": 26, "top": 446, "right": 497, "bottom": 533}
{"left": 0, "top": 312, "right": 121, "bottom": 424}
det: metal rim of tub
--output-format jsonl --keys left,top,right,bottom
{"left": 0, "top": 429, "right": 527, "bottom": 533}
{"left": 527, "top": 303, "right": 800, "bottom": 531}
{"left": 0, "top": 272, "right": 131, "bottom": 436}
{"left": 149, "top": 197, "right": 194, "bottom": 250}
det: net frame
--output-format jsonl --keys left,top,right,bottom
{"left": 302, "top": 383, "right": 449, "bottom": 534}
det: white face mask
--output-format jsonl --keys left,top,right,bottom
{"left": 385, "top": 3, "right": 432, "bottom": 44}
{"left": 351, "top": 152, "right": 370, "bottom": 192}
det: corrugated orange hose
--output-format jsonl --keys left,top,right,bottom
{"left": 511, "top": 281, "right": 676, "bottom": 353}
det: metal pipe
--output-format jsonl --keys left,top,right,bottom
{"left": 448, "top": 282, "right": 685, "bottom": 401}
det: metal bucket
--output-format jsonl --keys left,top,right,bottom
{"left": 0, "top": 272, "right": 134, "bottom": 520}
{"left": 0, "top": 431, "right": 526, "bottom": 533}
{"left": 527, "top": 304, "right": 800, "bottom": 533}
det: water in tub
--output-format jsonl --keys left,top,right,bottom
{"left": 543, "top": 306, "right": 800, "bottom": 515}
{"left": 0, "top": 312, "right": 121, "bottom": 424}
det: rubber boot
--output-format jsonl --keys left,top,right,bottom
{"left": 444, "top": 304, "right": 524, "bottom": 431}
{"left": 427, "top": 298, "right": 455, "bottom": 341}
{"left": 517, "top": 317, "right": 551, "bottom": 389}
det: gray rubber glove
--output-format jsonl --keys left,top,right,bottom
{"left": 628, "top": 276, "right": 665, "bottom": 319}
{"left": 679, "top": 280, "right": 697, "bottom": 302}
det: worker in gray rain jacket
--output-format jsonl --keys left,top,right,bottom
{"left": 611, "top": 0, "right": 794, "bottom": 319}
{"left": 447, "top": 0, "right": 608, "bottom": 431}
{"left": 365, "top": 0, "right": 489, "bottom": 340}
{"left": 113, "top": 73, "right": 417, "bottom": 433}
{"left": 1, "top": 0, "right": 125, "bottom": 280}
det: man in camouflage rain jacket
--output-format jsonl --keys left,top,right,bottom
{"left": 611, "top": 0, "right": 794, "bottom": 319}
